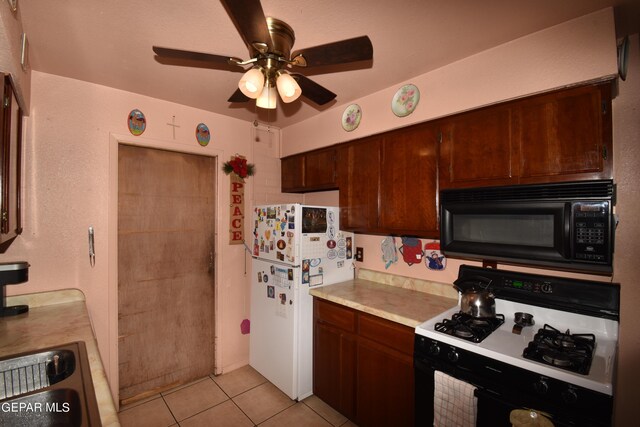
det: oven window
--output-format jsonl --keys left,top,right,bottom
{"left": 453, "top": 214, "right": 554, "bottom": 247}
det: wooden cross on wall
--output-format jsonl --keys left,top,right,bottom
{"left": 166, "top": 115, "right": 180, "bottom": 139}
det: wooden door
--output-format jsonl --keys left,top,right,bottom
{"left": 439, "top": 106, "right": 516, "bottom": 189}
{"left": 338, "top": 136, "right": 382, "bottom": 232}
{"left": 356, "top": 339, "right": 414, "bottom": 427}
{"left": 118, "top": 145, "right": 216, "bottom": 404}
{"left": 515, "top": 83, "right": 612, "bottom": 182}
{"left": 356, "top": 313, "right": 415, "bottom": 427}
{"left": 281, "top": 154, "right": 305, "bottom": 192}
{"left": 379, "top": 124, "right": 439, "bottom": 237}
{"left": 313, "top": 299, "right": 357, "bottom": 420}
{"left": 304, "top": 147, "right": 337, "bottom": 190}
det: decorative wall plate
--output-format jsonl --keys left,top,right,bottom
{"left": 342, "top": 104, "right": 362, "bottom": 131}
{"left": 196, "top": 123, "right": 211, "bottom": 146}
{"left": 392, "top": 84, "right": 420, "bottom": 117}
{"left": 618, "top": 36, "right": 629, "bottom": 81}
{"left": 127, "top": 109, "right": 146, "bottom": 136}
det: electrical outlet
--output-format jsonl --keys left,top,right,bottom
{"left": 355, "top": 247, "right": 364, "bottom": 262}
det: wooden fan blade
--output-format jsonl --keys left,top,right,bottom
{"left": 291, "top": 36, "right": 373, "bottom": 68}
{"left": 153, "top": 46, "right": 241, "bottom": 65}
{"left": 220, "top": 0, "right": 272, "bottom": 54}
{"left": 228, "top": 88, "right": 251, "bottom": 103}
{"left": 292, "top": 74, "right": 337, "bottom": 106}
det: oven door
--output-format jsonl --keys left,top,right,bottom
{"left": 475, "top": 388, "right": 570, "bottom": 427}
{"left": 475, "top": 387, "right": 611, "bottom": 427}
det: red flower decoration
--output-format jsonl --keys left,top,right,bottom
{"left": 223, "top": 156, "right": 255, "bottom": 179}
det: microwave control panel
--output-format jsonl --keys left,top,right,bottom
{"left": 572, "top": 201, "right": 610, "bottom": 263}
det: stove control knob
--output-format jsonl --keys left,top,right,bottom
{"left": 562, "top": 388, "right": 578, "bottom": 404}
{"left": 447, "top": 349, "right": 459, "bottom": 363}
{"left": 428, "top": 342, "right": 440, "bottom": 356}
{"left": 533, "top": 379, "right": 549, "bottom": 395}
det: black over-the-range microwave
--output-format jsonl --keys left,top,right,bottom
{"left": 439, "top": 180, "right": 615, "bottom": 274}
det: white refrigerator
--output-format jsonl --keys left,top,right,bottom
{"left": 250, "top": 204, "right": 354, "bottom": 400}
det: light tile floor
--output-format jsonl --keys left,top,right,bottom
{"left": 118, "top": 365, "right": 357, "bottom": 427}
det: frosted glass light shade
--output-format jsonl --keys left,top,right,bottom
{"left": 238, "top": 68, "right": 265, "bottom": 99}
{"left": 276, "top": 72, "right": 302, "bottom": 103}
{"left": 256, "top": 84, "right": 276, "bottom": 109}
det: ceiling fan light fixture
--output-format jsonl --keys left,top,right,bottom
{"left": 276, "top": 71, "right": 302, "bottom": 103}
{"left": 238, "top": 67, "right": 265, "bottom": 99}
{"left": 256, "top": 83, "right": 277, "bottom": 109}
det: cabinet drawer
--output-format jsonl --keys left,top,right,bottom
{"left": 314, "top": 299, "right": 356, "bottom": 333}
{"left": 358, "top": 313, "right": 414, "bottom": 355}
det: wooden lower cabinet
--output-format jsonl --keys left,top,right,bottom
{"left": 313, "top": 298, "right": 414, "bottom": 427}
{"left": 313, "top": 322, "right": 357, "bottom": 420}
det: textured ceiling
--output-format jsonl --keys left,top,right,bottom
{"left": 16, "top": 0, "right": 640, "bottom": 128}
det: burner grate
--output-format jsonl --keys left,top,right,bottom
{"left": 434, "top": 312, "right": 505, "bottom": 343}
{"left": 523, "top": 324, "right": 595, "bottom": 375}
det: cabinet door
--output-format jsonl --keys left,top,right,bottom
{"left": 313, "top": 317, "right": 357, "bottom": 419}
{"left": 515, "top": 83, "right": 612, "bottom": 183}
{"left": 439, "top": 105, "right": 516, "bottom": 189}
{"left": 338, "top": 136, "right": 381, "bottom": 232}
{"left": 356, "top": 337, "right": 414, "bottom": 427}
{"left": 0, "top": 75, "right": 23, "bottom": 251}
{"left": 281, "top": 154, "right": 305, "bottom": 192}
{"left": 305, "top": 147, "right": 337, "bottom": 190}
{"left": 379, "top": 124, "right": 438, "bottom": 237}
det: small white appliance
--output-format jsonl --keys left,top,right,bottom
{"left": 250, "top": 204, "right": 354, "bottom": 400}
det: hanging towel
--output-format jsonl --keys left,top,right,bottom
{"left": 434, "top": 370, "right": 477, "bottom": 427}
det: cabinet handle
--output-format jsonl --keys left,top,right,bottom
{"left": 602, "top": 145, "right": 608, "bottom": 160}
{"left": 437, "top": 131, "right": 443, "bottom": 143}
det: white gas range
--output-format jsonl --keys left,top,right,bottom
{"left": 414, "top": 265, "right": 620, "bottom": 427}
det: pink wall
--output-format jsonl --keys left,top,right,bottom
{"left": 291, "top": 9, "right": 640, "bottom": 426}
{"left": 2, "top": 72, "right": 258, "bottom": 402}
{"left": 610, "top": 33, "right": 640, "bottom": 426}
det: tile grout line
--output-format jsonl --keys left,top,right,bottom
{"left": 160, "top": 393, "right": 180, "bottom": 427}
{"left": 252, "top": 398, "right": 297, "bottom": 426}
{"left": 212, "top": 375, "right": 263, "bottom": 426}
{"left": 300, "top": 399, "right": 345, "bottom": 427}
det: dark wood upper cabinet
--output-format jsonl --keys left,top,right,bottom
{"left": 337, "top": 136, "right": 381, "bottom": 232}
{"left": 281, "top": 146, "right": 337, "bottom": 193}
{"left": 438, "top": 105, "right": 516, "bottom": 189}
{"left": 439, "top": 81, "right": 613, "bottom": 189}
{"left": 0, "top": 75, "right": 23, "bottom": 252}
{"left": 514, "top": 82, "right": 612, "bottom": 183}
{"left": 280, "top": 154, "right": 305, "bottom": 192}
{"left": 379, "top": 123, "right": 439, "bottom": 237}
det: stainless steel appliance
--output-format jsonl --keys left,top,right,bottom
{"left": 439, "top": 180, "right": 615, "bottom": 274}
{"left": 414, "top": 265, "right": 619, "bottom": 426}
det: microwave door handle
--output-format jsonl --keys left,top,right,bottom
{"left": 564, "top": 203, "right": 572, "bottom": 259}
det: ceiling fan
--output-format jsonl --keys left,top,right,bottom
{"left": 152, "top": 0, "right": 373, "bottom": 109}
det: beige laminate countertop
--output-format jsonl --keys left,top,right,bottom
{"left": 309, "top": 278, "right": 458, "bottom": 328}
{"left": 0, "top": 289, "right": 120, "bottom": 426}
